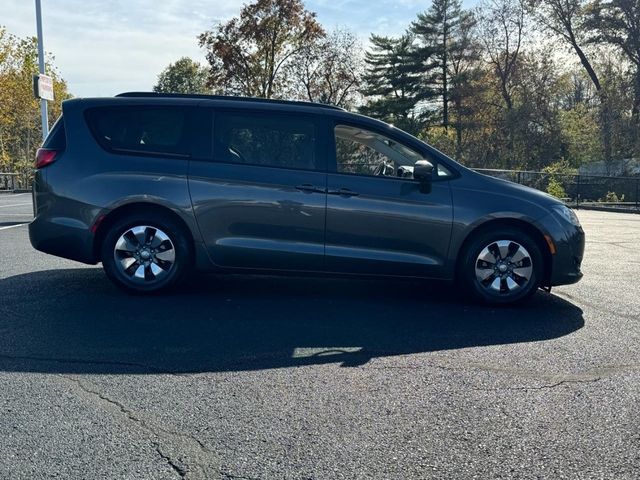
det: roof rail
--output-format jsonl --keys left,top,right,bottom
{"left": 116, "top": 92, "right": 345, "bottom": 111}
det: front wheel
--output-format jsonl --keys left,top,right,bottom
{"left": 101, "top": 212, "right": 192, "bottom": 293}
{"left": 458, "top": 228, "right": 543, "bottom": 305}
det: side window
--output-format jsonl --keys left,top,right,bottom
{"left": 86, "top": 106, "right": 190, "bottom": 157}
{"left": 43, "top": 116, "right": 66, "bottom": 150}
{"left": 213, "top": 112, "right": 318, "bottom": 171}
{"left": 437, "top": 163, "right": 452, "bottom": 177}
{"left": 334, "top": 124, "right": 426, "bottom": 178}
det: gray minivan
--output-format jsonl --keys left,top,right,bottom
{"left": 29, "top": 92, "right": 584, "bottom": 304}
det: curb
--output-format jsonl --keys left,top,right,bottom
{"left": 575, "top": 205, "right": 640, "bottom": 215}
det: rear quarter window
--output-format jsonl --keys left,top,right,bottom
{"left": 85, "top": 106, "right": 192, "bottom": 157}
{"left": 43, "top": 116, "right": 66, "bottom": 150}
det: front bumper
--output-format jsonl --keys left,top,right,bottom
{"left": 547, "top": 221, "right": 585, "bottom": 287}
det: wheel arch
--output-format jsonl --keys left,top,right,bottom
{"left": 92, "top": 202, "right": 196, "bottom": 263}
{"left": 454, "top": 217, "right": 552, "bottom": 286}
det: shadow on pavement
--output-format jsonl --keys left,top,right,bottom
{"left": 0, "top": 268, "right": 584, "bottom": 374}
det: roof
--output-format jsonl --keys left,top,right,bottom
{"left": 116, "top": 92, "right": 345, "bottom": 112}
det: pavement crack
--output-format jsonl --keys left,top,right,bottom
{"left": 155, "top": 443, "right": 188, "bottom": 478}
{"left": 59, "top": 375, "right": 218, "bottom": 479}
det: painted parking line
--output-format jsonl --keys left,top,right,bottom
{"left": 0, "top": 203, "right": 30, "bottom": 209}
{"left": 0, "top": 192, "right": 29, "bottom": 197}
{"left": 0, "top": 223, "right": 29, "bottom": 231}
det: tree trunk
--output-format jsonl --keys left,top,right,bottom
{"left": 600, "top": 96, "right": 613, "bottom": 174}
{"left": 633, "top": 67, "right": 640, "bottom": 156}
{"left": 568, "top": 37, "right": 613, "bottom": 166}
{"left": 442, "top": 27, "right": 449, "bottom": 129}
{"left": 454, "top": 95, "right": 462, "bottom": 159}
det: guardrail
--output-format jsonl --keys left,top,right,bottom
{"left": 474, "top": 169, "right": 640, "bottom": 211}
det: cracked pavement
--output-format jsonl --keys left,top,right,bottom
{"left": 0, "top": 194, "right": 638, "bottom": 479}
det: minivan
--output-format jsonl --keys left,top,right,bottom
{"left": 29, "top": 92, "right": 584, "bottom": 304}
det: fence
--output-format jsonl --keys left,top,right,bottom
{"left": 475, "top": 169, "right": 640, "bottom": 211}
{"left": 0, "top": 172, "right": 32, "bottom": 192}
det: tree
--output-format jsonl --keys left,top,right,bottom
{"left": 586, "top": 0, "right": 640, "bottom": 151}
{"left": 559, "top": 103, "right": 602, "bottom": 166}
{"left": 359, "top": 34, "right": 435, "bottom": 134}
{"left": 478, "top": 0, "right": 526, "bottom": 112}
{"left": 529, "top": 0, "right": 614, "bottom": 166}
{"left": 153, "top": 57, "right": 209, "bottom": 94}
{"left": 198, "top": 0, "right": 324, "bottom": 98}
{"left": 508, "top": 51, "right": 565, "bottom": 169}
{"left": 477, "top": 0, "right": 526, "bottom": 168}
{"left": 0, "top": 27, "right": 70, "bottom": 181}
{"left": 286, "top": 28, "right": 363, "bottom": 108}
{"left": 411, "top": 0, "right": 476, "bottom": 131}
{"left": 450, "top": 16, "right": 482, "bottom": 153}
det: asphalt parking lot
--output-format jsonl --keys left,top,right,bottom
{"left": 0, "top": 193, "right": 638, "bottom": 479}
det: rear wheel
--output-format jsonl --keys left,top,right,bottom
{"left": 459, "top": 227, "right": 543, "bottom": 305}
{"left": 101, "top": 212, "right": 192, "bottom": 293}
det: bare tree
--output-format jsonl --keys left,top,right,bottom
{"left": 478, "top": 0, "right": 526, "bottom": 111}
{"left": 287, "top": 29, "right": 364, "bottom": 108}
{"left": 478, "top": 0, "right": 526, "bottom": 168}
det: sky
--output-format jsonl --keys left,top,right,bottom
{"left": 0, "top": 0, "right": 477, "bottom": 97}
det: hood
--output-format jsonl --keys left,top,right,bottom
{"left": 472, "top": 170, "right": 564, "bottom": 208}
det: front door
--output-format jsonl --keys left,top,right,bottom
{"left": 325, "top": 122, "right": 453, "bottom": 278}
{"left": 189, "top": 109, "right": 327, "bottom": 271}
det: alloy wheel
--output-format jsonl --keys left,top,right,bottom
{"left": 474, "top": 240, "right": 533, "bottom": 295}
{"left": 113, "top": 225, "right": 176, "bottom": 283}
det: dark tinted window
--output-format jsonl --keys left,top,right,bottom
{"left": 86, "top": 107, "right": 190, "bottom": 157}
{"left": 43, "top": 116, "right": 66, "bottom": 150}
{"left": 213, "top": 112, "right": 319, "bottom": 170}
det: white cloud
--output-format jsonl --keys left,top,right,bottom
{"left": 0, "top": 0, "right": 244, "bottom": 96}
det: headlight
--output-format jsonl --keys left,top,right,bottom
{"left": 551, "top": 204, "right": 581, "bottom": 227}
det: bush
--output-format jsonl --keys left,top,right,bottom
{"left": 542, "top": 159, "right": 577, "bottom": 176}
{"left": 600, "top": 191, "right": 625, "bottom": 203}
{"left": 547, "top": 177, "right": 567, "bottom": 199}
{"left": 543, "top": 160, "right": 574, "bottom": 199}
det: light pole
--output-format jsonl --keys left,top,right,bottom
{"left": 35, "top": 0, "right": 49, "bottom": 140}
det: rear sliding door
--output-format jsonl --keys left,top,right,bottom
{"left": 189, "top": 108, "right": 328, "bottom": 271}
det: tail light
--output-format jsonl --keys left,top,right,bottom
{"left": 35, "top": 148, "right": 59, "bottom": 169}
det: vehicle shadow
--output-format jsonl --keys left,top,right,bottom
{"left": 0, "top": 268, "right": 584, "bottom": 374}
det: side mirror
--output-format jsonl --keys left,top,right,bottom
{"left": 413, "top": 160, "right": 434, "bottom": 183}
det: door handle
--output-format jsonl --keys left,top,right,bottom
{"left": 328, "top": 188, "right": 360, "bottom": 197}
{"left": 295, "top": 184, "right": 325, "bottom": 194}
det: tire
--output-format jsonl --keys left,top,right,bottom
{"left": 100, "top": 211, "right": 192, "bottom": 294}
{"left": 458, "top": 227, "right": 543, "bottom": 305}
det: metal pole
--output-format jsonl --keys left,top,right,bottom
{"left": 35, "top": 0, "right": 48, "bottom": 140}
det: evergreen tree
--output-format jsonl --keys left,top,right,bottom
{"left": 359, "top": 34, "right": 435, "bottom": 134}
{"left": 411, "top": 0, "right": 476, "bottom": 130}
